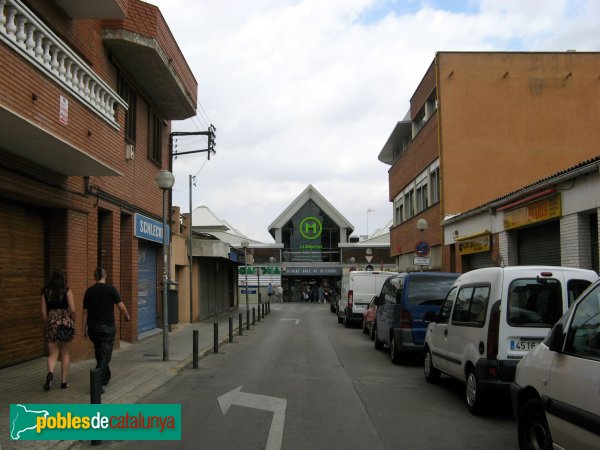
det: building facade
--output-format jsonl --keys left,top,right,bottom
{"left": 443, "top": 157, "right": 600, "bottom": 274}
{"left": 0, "top": 0, "right": 197, "bottom": 367}
{"left": 379, "top": 52, "right": 600, "bottom": 272}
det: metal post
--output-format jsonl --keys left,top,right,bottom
{"left": 244, "top": 248, "right": 249, "bottom": 323}
{"left": 252, "top": 307, "right": 255, "bottom": 325}
{"left": 229, "top": 317, "right": 233, "bottom": 342}
{"left": 258, "top": 302, "right": 261, "bottom": 322}
{"left": 90, "top": 368, "right": 102, "bottom": 446}
{"left": 162, "top": 188, "right": 169, "bottom": 361}
{"left": 247, "top": 309, "right": 250, "bottom": 330}
{"left": 189, "top": 175, "right": 193, "bottom": 324}
{"left": 193, "top": 330, "right": 199, "bottom": 368}
{"left": 214, "top": 322, "right": 218, "bottom": 353}
{"left": 239, "top": 312, "right": 243, "bottom": 336}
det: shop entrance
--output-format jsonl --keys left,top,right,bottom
{"left": 282, "top": 276, "right": 340, "bottom": 303}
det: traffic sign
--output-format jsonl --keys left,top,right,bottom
{"left": 415, "top": 241, "right": 430, "bottom": 257}
{"left": 414, "top": 256, "right": 430, "bottom": 266}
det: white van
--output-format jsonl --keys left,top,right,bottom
{"left": 423, "top": 266, "right": 598, "bottom": 414}
{"left": 338, "top": 271, "right": 397, "bottom": 328}
{"left": 511, "top": 278, "right": 600, "bottom": 450}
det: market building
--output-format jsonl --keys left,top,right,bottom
{"left": 378, "top": 51, "right": 600, "bottom": 273}
{"left": 0, "top": 0, "right": 197, "bottom": 366}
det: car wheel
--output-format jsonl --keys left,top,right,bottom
{"left": 465, "top": 369, "right": 486, "bottom": 415}
{"left": 330, "top": 304, "right": 335, "bottom": 313}
{"left": 337, "top": 312, "right": 343, "bottom": 324}
{"left": 362, "top": 320, "right": 369, "bottom": 334}
{"left": 344, "top": 310, "right": 351, "bottom": 328}
{"left": 390, "top": 333, "right": 402, "bottom": 364}
{"left": 423, "top": 348, "right": 440, "bottom": 383}
{"left": 518, "top": 399, "right": 553, "bottom": 450}
{"left": 369, "top": 325, "right": 375, "bottom": 341}
{"left": 374, "top": 326, "right": 384, "bottom": 350}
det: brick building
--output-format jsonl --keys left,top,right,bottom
{"left": 378, "top": 52, "right": 600, "bottom": 272}
{"left": 0, "top": 0, "right": 197, "bottom": 367}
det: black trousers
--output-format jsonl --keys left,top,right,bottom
{"left": 89, "top": 324, "right": 116, "bottom": 385}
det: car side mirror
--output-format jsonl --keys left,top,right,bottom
{"left": 546, "top": 322, "right": 565, "bottom": 353}
{"left": 423, "top": 311, "right": 438, "bottom": 323}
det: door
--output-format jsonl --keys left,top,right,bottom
{"left": 138, "top": 240, "right": 157, "bottom": 333}
{"left": 0, "top": 201, "right": 45, "bottom": 367}
{"left": 427, "top": 287, "right": 457, "bottom": 374}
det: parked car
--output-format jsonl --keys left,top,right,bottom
{"left": 423, "top": 266, "right": 598, "bottom": 414}
{"left": 362, "top": 297, "right": 377, "bottom": 339}
{"left": 373, "top": 272, "right": 459, "bottom": 364}
{"left": 338, "top": 271, "right": 397, "bottom": 328}
{"left": 511, "top": 278, "right": 600, "bottom": 450}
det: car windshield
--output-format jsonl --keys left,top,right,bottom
{"left": 406, "top": 274, "right": 458, "bottom": 306}
{"left": 507, "top": 278, "right": 562, "bottom": 327}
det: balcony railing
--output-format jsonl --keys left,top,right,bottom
{"left": 0, "top": 0, "right": 127, "bottom": 129}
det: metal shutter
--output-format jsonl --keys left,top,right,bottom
{"left": 0, "top": 201, "right": 46, "bottom": 367}
{"left": 468, "top": 251, "right": 493, "bottom": 269}
{"left": 137, "top": 241, "right": 157, "bottom": 333}
{"left": 517, "top": 221, "right": 561, "bottom": 265}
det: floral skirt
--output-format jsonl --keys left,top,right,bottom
{"left": 46, "top": 309, "right": 75, "bottom": 342}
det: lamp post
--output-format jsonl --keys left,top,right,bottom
{"left": 156, "top": 169, "right": 175, "bottom": 361}
{"left": 241, "top": 240, "right": 249, "bottom": 316}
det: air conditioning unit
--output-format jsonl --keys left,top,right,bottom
{"left": 125, "top": 144, "right": 135, "bottom": 160}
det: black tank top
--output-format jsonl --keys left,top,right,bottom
{"left": 44, "top": 288, "right": 69, "bottom": 310}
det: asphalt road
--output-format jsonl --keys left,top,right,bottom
{"left": 103, "top": 303, "right": 518, "bottom": 450}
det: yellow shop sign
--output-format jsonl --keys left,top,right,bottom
{"left": 503, "top": 194, "right": 561, "bottom": 230}
{"left": 456, "top": 233, "right": 491, "bottom": 255}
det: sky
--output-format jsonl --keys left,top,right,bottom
{"left": 146, "top": 0, "right": 600, "bottom": 243}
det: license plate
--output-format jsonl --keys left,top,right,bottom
{"left": 510, "top": 339, "right": 540, "bottom": 351}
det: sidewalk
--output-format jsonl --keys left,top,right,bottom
{"left": 0, "top": 306, "right": 268, "bottom": 450}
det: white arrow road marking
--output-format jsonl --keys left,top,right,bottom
{"left": 218, "top": 386, "right": 287, "bottom": 450}
{"left": 280, "top": 318, "right": 300, "bottom": 325}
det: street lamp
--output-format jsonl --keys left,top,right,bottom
{"left": 241, "top": 240, "right": 249, "bottom": 322}
{"left": 156, "top": 169, "right": 175, "bottom": 361}
{"left": 416, "top": 218, "right": 428, "bottom": 272}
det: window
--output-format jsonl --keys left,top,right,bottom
{"left": 406, "top": 274, "right": 458, "bottom": 306}
{"left": 507, "top": 278, "right": 562, "bottom": 327}
{"left": 416, "top": 172, "right": 429, "bottom": 213}
{"left": 385, "top": 277, "right": 402, "bottom": 305}
{"left": 118, "top": 75, "right": 136, "bottom": 144}
{"left": 148, "top": 111, "right": 163, "bottom": 165}
{"left": 394, "top": 196, "right": 404, "bottom": 225}
{"left": 430, "top": 165, "right": 440, "bottom": 204}
{"left": 451, "top": 284, "right": 490, "bottom": 326}
{"left": 565, "top": 284, "right": 600, "bottom": 358}
{"left": 568, "top": 279, "right": 593, "bottom": 306}
{"left": 439, "top": 287, "right": 457, "bottom": 323}
{"left": 404, "top": 188, "right": 415, "bottom": 219}
{"left": 412, "top": 108, "right": 426, "bottom": 137}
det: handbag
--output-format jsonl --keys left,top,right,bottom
{"left": 56, "top": 324, "right": 75, "bottom": 342}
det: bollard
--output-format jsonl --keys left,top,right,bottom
{"left": 247, "top": 310, "right": 250, "bottom": 330}
{"left": 229, "top": 317, "right": 233, "bottom": 342}
{"left": 263, "top": 303, "right": 265, "bottom": 318}
{"left": 252, "top": 307, "right": 255, "bottom": 325}
{"left": 193, "top": 330, "right": 199, "bottom": 369}
{"left": 214, "top": 322, "right": 218, "bottom": 353}
{"left": 239, "top": 312, "right": 243, "bottom": 336}
{"left": 90, "top": 368, "right": 102, "bottom": 446}
{"left": 268, "top": 301, "right": 270, "bottom": 314}
{"left": 258, "top": 304, "right": 261, "bottom": 322}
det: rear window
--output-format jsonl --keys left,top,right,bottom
{"left": 406, "top": 274, "right": 458, "bottom": 306}
{"left": 507, "top": 278, "right": 562, "bottom": 327}
{"left": 567, "top": 279, "right": 593, "bottom": 306}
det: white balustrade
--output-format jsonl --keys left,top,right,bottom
{"left": 0, "top": 0, "right": 126, "bottom": 129}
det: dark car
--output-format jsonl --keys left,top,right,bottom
{"left": 373, "top": 272, "right": 459, "bottom": 364}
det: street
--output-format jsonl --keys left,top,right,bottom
{"left": 102, "top": 303, "right": 517, "bottom": 450}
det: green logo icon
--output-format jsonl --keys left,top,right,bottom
{"left": 299, "top": 217, "right": 322, "bottom": 240}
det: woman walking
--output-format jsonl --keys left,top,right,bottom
{"left": 41, "top": 269, "right": 76, "bottom": 390}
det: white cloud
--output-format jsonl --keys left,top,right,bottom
{"left": 150, "top": 0, "right": 599, "bottom": 242}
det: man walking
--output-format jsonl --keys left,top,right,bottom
{"left": 83, "top": 266, "right": 130, "bottom": 391}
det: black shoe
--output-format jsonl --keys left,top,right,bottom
{"left": 102, "top": 378, "right": 110, "bottom": 386}
{"left": 61, "top": 382, "right": 70, "bottom": 389}
{"left": 43, "top": 372, "right": 53, "bottom": 391}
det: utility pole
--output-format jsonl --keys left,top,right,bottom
{"left": 169, "top": 125, "right": 217, "bottom": 324}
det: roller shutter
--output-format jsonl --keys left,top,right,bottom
{"left": 517, "top": 221, "right": 561, "bottom": 265}
{"left": 138, "top": 240, "right": 157, "bottom": 334}
{"left": 0, "top": 201, "right": 45, "bottom": 367}
{"left": 468, "top": 251, "right": 493, "bottom": 269}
